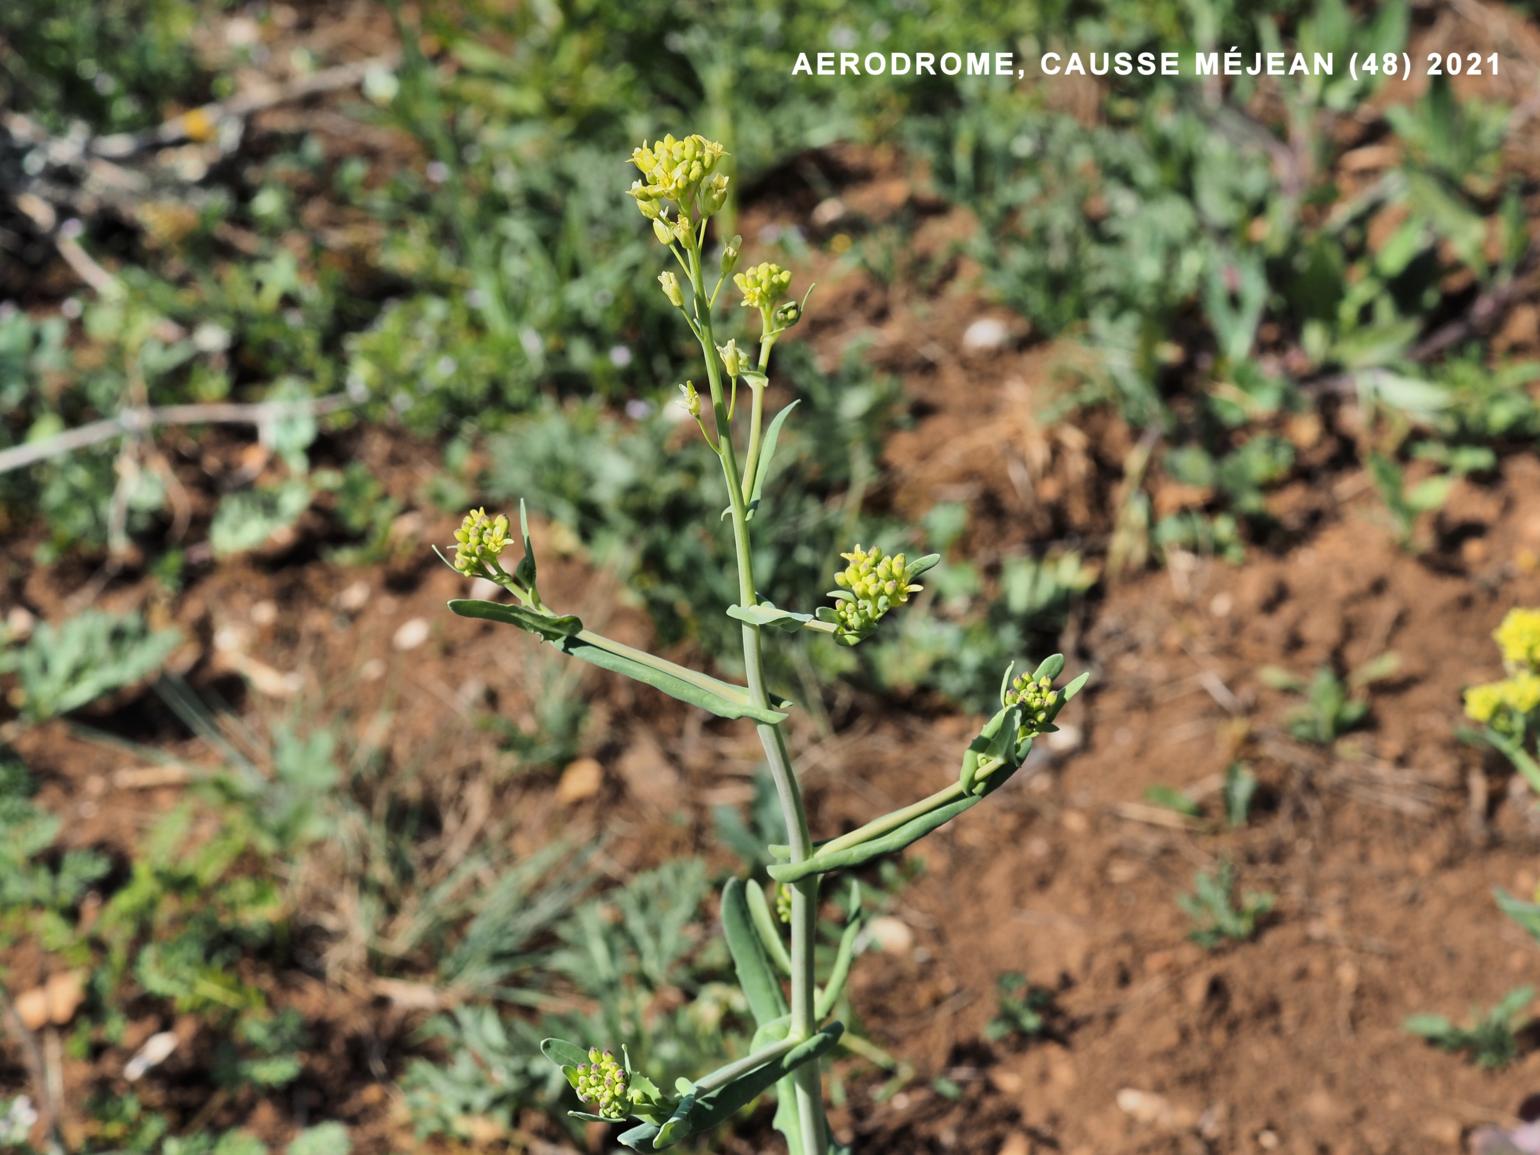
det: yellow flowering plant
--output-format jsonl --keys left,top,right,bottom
{"left": 440, "top": 134, "right": 1088, "bottom": 1154}
{"left": 1463, "top": 607, "right": 1540, "bottom": 793}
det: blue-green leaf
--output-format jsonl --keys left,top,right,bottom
{"left": 816, "top": 883, "right": 863, "bottom": 1019}
{"left": 728, "top": 601, "right": 814, "bottom": 633}
{"left": 721, "top": 879, "right": 787, "bottom": 1026}
{"left": 540, "top": 1038, "right": 589, "bottom": 1069}
{"left": 449, "top": 601, "right": 788, "bottom": 724}
{"left": 769, "top": 792, "right": 985, "bottom": 884}
{"left": 745, "top": 399, "right": 800, "bottom": 521}
{"left": 449, "top": 598, "right": 581, "bottom": 641}
{"left": 513, "top": 498, "right": 537, "bottom": 591}
{"left": 746, "top": 880, "right": 793, "bottom": 975}
{"left": 646, "top": 1025, "right": 844, "bottom": 1149}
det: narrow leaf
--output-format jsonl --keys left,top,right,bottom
{"left": 746, "top": 881, "right": 793, "bottom": 975}
{"left": 816, "top": 883, "right": 864, "bottom": 1019}
{"left": 649, "top": 1026, "right": 844, "bottom": 1149}
{"left": 1032, "top": 653, "right": 1066, "bottom": 682}
{"left": 769, "top": 793, "right": 986, "bottom": 884}
{"left": 449, "top": 601, "right": 789, "bottom": 724}
{"left": 721, "top": 879, "right": 787, "bottom": 1026}
{"left": 745, "top": 399, "right": 800, "bottom": 521}
{"left": 906, "top": 553, "right": 942, "bottom": 579}
{"left": 448, "top": 598, "right": 581, "bottom": 641}
{"left": 728, "top": 601, "right": 814, "bottom": 633}
{"left": 513, "top": 499, "right": 537, "bottom": 590}
{"left": 558, "top": 631, "right": 789, "bottom": 725}
{"left": 618, "top": 1121, "right": 663, "bottom": 1150}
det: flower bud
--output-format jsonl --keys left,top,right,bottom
{"left": 652, "top": 217, "right": 673, "bottom": 246}
{"left": 658, "top": 271, "right": 683, "bottom": 308}
{"left": 717, "top": 339, "right": 743, "bottom": 378}
{"left": 734, "top": 262, "right": 793, "bottom": 311}
{"left": 701, "top": 172, "right": 730, "bottom": 216}
{"left": 677, "top": 380, "right": 702, "bottom": 419}
{"left": 773, "top": 300, "right": 802, "bottom": 330}
{"left": 721, "top": 235, "right": 741, "bottom": 275}
{"left": 1004, "top": 672, "right": 1064, "bottom": 734}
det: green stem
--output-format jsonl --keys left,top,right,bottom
{"left": 689, "top": 243, "right": 829, "bottom": 1155}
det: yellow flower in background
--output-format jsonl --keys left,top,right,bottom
{"left": 1464, "top": 673, "right": 1540, "bottom": 733}
{"left": 1494, "top": 608, "right": 1540, "bottom": 672}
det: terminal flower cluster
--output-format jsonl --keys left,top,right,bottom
{"left": 451, "top": 507, "right": 510, "bottom": 578}
{"left": 628, "top": 133, "right": 729, "bottom": 225}
{"left": 735, "top": 262, "right": 792, "bottom": 310}
{"left": 574, "top": 1048, "right": 629, "bottom": 1120}
{"left": 826, "top": 545, "right": 925, "bottom": 644}
{"left": 1004, "top": 671, "right": 1064, "bottom": 733}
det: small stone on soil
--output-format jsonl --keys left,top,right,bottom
{"left": 556, "top": 757, "right": 603, "bottom": 804}
{"left": 865, "top": 915, "right": 915, "bottom": 955}
{"left": 962, "top": 316, "right": 1011, "bottom": 353}
{"left": 392, "top": 617, "right": 431, "bottom": 651}
{"left": 337, "top": 580, "right": 371, "bottom": 611}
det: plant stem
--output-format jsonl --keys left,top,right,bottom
{"left": 689, "top": 248, "right": 829, "bottom": 1155}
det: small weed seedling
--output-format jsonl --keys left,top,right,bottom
{"left": 1222, "top": 762, "right": 1259, "bottom": 828}
{"left": 1179, "top": 861, "right": 1275, "bottom": 949}
{"left": 1405, "top": 987, "right": 1534, "bottom": 1070}
{"left": 1463, "top": 608, "right": 1540, "bottom": 795}
{"left": 1496, "top": 887, "right": 1540, "bottom": 944}
{"left": 440, "top": 135, "right": 1088, "bottom": 1154}
{"left": 1261, "top": 653, "right": 1399, "bottom": 746}
{"left": 984, "top": 973, "right": 1062, "bottom": 1044}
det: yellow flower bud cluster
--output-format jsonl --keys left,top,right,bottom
{"left": 628, "top": 134, "right": 728, "bottom": 224}
{"left": 1464, "top": 607, "right": 1540, "bottom": 741}
{"left": 829, "top": 545, "right": 921, "bottom": 641}
{"left": 1495, "top": 608, "right": 1540, "bottom": 671}
{"left": 735, "top": 262, "right": 792, "bottom": 311}
{"left": 574, "top": 1047, "right": 629, "bottom": 1121}
{"left": 452, "top": 507, "right": 509, "bottom": 577}
{"left": 1004, "top": 672, "right": 1062, "bottom": 733}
